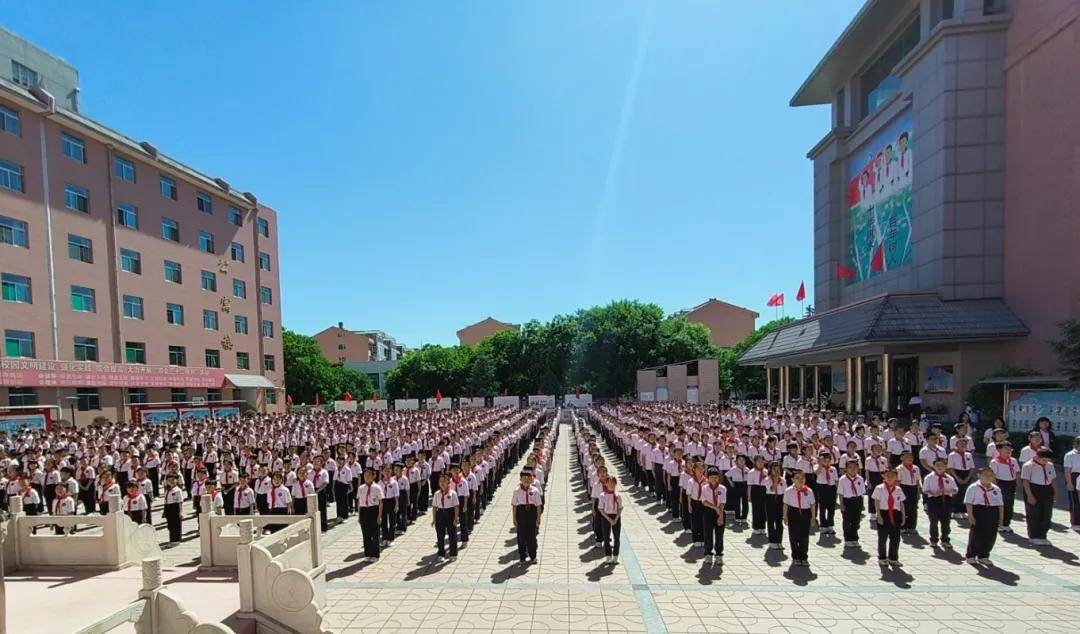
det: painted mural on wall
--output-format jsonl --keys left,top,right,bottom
{"left": 846, "top": 112, "right": 913, "bottom": 282}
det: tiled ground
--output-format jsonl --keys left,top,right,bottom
{"left": 7, "top": 421, "right": 1080, "bottom": 633}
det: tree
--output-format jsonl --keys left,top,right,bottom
{"left": 1050, "top": 319, "right": 1080, "bottom": 385}
{"left": 725, "top": 317, "right": 796, "bottom": 398}
{"left": 385, "top": 344, "right": 471, "bottom": 399}
{"left": 283, "top": 329, "right": 374, "bottom": 404}
{"left": 966, "top": 366, "right": 1039, "bottom": 423}
{"left": 570, "top": 300, "right": 666, "bottom": 398}
{"left": 655, "top": 317, "right": 720, "bottom": 367}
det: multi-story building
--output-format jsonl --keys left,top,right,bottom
{"left": 0, "top": 33, "right": 283, "bottom": 426}
{"left": 740, "top": 0, "right": 1064, "bottom": 419}
{"left": 677, "top": 299, "right": 758, "bottom": 349}
{"left": 313, "top": 323, "right": 406, "bottom": 396}
{"left": 457, "top": 317, "right": 518, "bottom": 347}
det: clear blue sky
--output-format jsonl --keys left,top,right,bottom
{"left": 6, "top": 1, "right": 864, "bottom": 347}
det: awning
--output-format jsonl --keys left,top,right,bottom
{"left": 739, "top": 293, "right": 1029, "bottom": 366}
{"left": 224, "top": 373, "right": 276, "bottom": 389}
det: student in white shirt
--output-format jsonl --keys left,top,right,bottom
{"left": 596, "top": 474, "right": 624, "bottom": 564}
{"left": 698, "top": 468, "right": 726, "bottom": 564}
{"left": 989, "top": 441, "right": 1020, "bottom": 533}
{"left": 1021, "top": 448, "right": 1057, "bottom": 545}
{"left": 964, "top": 467, "right": 1004, "bottom": 564}
{"left": 511, "top": 469, "right": 542, "bottom": 564}
{"left": 871, "top": 468, "right": 906, "bottom": 566}
{"left": 163, "top": 474, "right": 184, "bottom": 543}
{"left": 1064, "top": 436, "right": 1080, "bottom": 531}
{"left": 782, "top": 471, "right": 815, "bottom": 567}
{"left": 51, "top": 482, "right": 76, "bottom": 535}
{"left": 764, "top": 464, "right": 787, "bottom": 550}
{"left": 265, "top": 473, "right": 293, "bottom": 534}
{"left": 923, "top": 458, "right": 958, "bottom": 548}
{"left": 430, "top": 472, "right": 456, "bottom": 560}
{"left": 839, "top": 460, "right": 866, "bottom": 548}
{"left": 896, "top": 452, "right": 921, "bottom": 534}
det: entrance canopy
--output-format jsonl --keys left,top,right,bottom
{"left": 224, "top": 373, "right": 276, "bottom": 389}
{"left": 739, "top": 293, "right": 1028, "bottom": 367}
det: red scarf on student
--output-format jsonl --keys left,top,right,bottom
{"left": 994, "top": 454, "right": 1015, "bottom": 478}
{"left": 884, "top": 483, "right": 898, "bottom": 523}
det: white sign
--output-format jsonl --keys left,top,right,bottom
{"left": 563, "top": 394, "right": 593, "bottom": 408}
{"left": 528, "top": 395, "right": 556, "bottom": 408}
{"left": 493, "top": 396, "right": 520, "bottom": 409}
{"left": 459, "top": 397, "right": 486, "bottom": 409}
{"left": 191, "top": 396, "right": 207, "bottom": 406}
{"left": 640, "top": 391, "right": 655, "bottom": 402}
{"left": 363, "top": 400, "right": 388, "bottom": 411}
{"left": 395, "top": 398, "right": 420, "bottom": 411}
{"left": 334, "top": 400, "right": 358, "bottom": 412}
{"left": 425, "top": 397, "right": 451, "bottom": 410}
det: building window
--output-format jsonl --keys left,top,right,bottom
{"left": 230, "top": 242, "right": 244, "bottom": 262}
{"left": 168, "top": 345, "right": 187, "bottom": 366}
{"left": 4, "top": 329, "right": 35, "bottom": 358}
{"left": 257, "top": 218, "right": 269, "bottom": 238}
{"left": 1, "top": 273, "right": 31, "bottom": 303}
{"left": 261, "top": 320, "right": 274, "bottom": 339}
{"left": 258, "top": 252, "right": 271, "bottom": 271}
{"left": 164, "top": 260, "right": 182, "bottom": 284}
{"left": 205, "top": 348, "right": 221, "bottom": 368}
{"left": 166, "top": 303, "right": 184, "bottom": 326}
{"left": 125, "top": 341, "right": 146, "bottom": 364}
{"left": 860, "top": 17, "right": 920, "bottom": 119}
{"left": 0, "top": 160, "right": 24, "bottom": 193}
{"left": 265, "top": 388, "right": 278, "bottom": 405}
{"left": 0, "top": 106, "right": 19, "bottom": 136}
{"left": 116, "top": 204, "right": 138, "bottom": 229}
{"left": 62, "top": 133, "right": 86, "bottom": 163}
{"left": 236, "top": 352, "right": 250, "bottom": 370}
{"left": 74, "top": 336, "right": 99, "bottom": 361}
{"left": 8, "top": 387, "right": 36, "bottom": 406}
{"left": 161, "top": 218, "right": 179, "bottom": 242}
{"left": 127, "top": 388, "right": 148, "bottom": 405}
{"left": 234, "top": 315, "right": 248, "bottom": 334}
{"left": 120, "top": 249, "right": 141, "bottom": 274}
{"left": 199, "top": 231, "right": 215, "bottom": 254}
{"left": 122, "top": 294, "right": 144, "bottom": 320}
{"left": 984, "top": 0, "right": 1006, "bottom": 15}
{"left": 337, "top": 343, "right": 346, "bottom": 350}
{"left": 263, "top": 354, "right": 276, "bottom": 372}
{"left": 202, "top": 309, "right": 219, "bottom": 330}
{"left": 207, "top": 388, "right": 222, "bottom": 403}
{"left": 11, "top": 61, "right": 37, "bottom": 87}
{"left": 233, "top": 279, "right": 247, "bottom": 299}
{"left": 228, "top": 207, "right": 243, "bottom": 226}
{"left": 170, "top": 388, "right": 187, "bottom": 403}
{"left": 196, "top": 192, "right": 213, "bottom": 214}
{"left": 75, "top": 388, "right": 100, "bottom": 411}
{"left": 68, "top": 234, "right": 93, "bottom": 263}
{"left": 71, "top": 286, "right": 96, "bottom": 313}
{"left": 160, "top": 176, "right": 178, "bottom": 200}
{"left": 114, "top": 156, "right": 135, "bottom": 183}
{"left": 0, "top": 215, "right": 28, "bottom": 248}
{"left": 64, "top": 185, "right": 90, "bottom": 213}
{"left": 260, "top": 286, "right": 273, "bottom": 305}
{"left": 201, "top": 270, "right": 217, "bottom": 292}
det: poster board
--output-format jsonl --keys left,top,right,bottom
{"left": 528, "top": 395, "right": 556, "bottom": 408}
{"left": 1006, "top": 390, "right": 1080, "bottom": 434}
{"left": 334, "top": 400, "right": 358, "bottom": 412}
{"left": 179, "top": 408, "right": 211, "bottom": 423}
{"left": 0, "top": 413, "right": 48, "bottom": 434}
{"left": 395, "top": 399, "right": 420, "bottom": 411}
{"left": 363, "top": 400, "right": 388, "bottom": 411}
{"left": 425, "top": 397, "right": 452, "bottom": 410}
{"left": 923, "top": 366, "right": 955, "bottom": 393}
{"left": 493, "top": 396, "right": 520, "bottom": 409}
{"left": 640, "top": 392, "right": 655, "bottom": 402}
{"left": 212, "top": 406, "right": 241, "bottom": 419}
{"left": 563, "top": 394, "right": 593, "bottom": 408}
{"left": 459, "top": 397, "right": 486, "bottom": 409}
{"left": 142, "top": 409, "right": 179, "bottom": 426}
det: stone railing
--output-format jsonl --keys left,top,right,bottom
{"left": 74, "top": 558, "right": 235, "bottom": 634}
{"left": 2, "top": 494, "right": 161, "bottom": 572}
{"left": 198, "top": 493, "right": 318, "bottom": 568}
{"left": 236, "top": 515, "right": 330, "bottom": 634}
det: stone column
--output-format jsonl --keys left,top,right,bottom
{"left": 855, "top": 356, "right": 864, "bottom": 414}
{"left": 766, "top": 367, "right": 772, "bottom": 405}
{"left": 845, "top": 359, "right": 854, "bottom": 413}
{"left": 813, "top": 366, "right": 821, "bottom": 405}
{"left": 881, "top": 353, "right": 891, "bottom": 416}
{"left": 799, "top": 366, "right": 806, "bottom": 404}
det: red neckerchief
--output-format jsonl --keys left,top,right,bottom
{"left": 846, "top": 474, "right": 859, "bottom": 496}
{"left": 902, "top": 464, "right": 917, "bottom": 484}
{"left": 795, "top": 485, "right": 810, "bottom": 509}
{"left": 994, "top": 454, "right": 1015, "bottom": 478}
{"left": 953, "top": 450, "right": 969, "bottom": 470}
{"left": 979, "top": 484, "right": 993, "bottom": 506}
{"left": 936, "top": 473, "right": 947, "bottom": 497}
{"left": 53, "top": 493, "right": 70, "bottom": 514}
{"left": 1035, "top": 460, "right": 1050, "bottom": 484}
{"left": 884, "top": 483, "right": 898, "bottom": 522}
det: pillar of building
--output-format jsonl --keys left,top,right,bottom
{"left": 881, "top": 353, "right": 891, "bottom": 416}
{"left": 766, "top": 367, "right": 772, "bottom": 405}
{"left": 799, "top": 366, "right": 806, "bottom": 404}
{"left": 855, "top": 356, "right": 864, "bottom": 414}
{"left": 813, "top": 366, "right": 820, "bottom": 404}
{"left": 844, "top": 359, "right": 853, "bottom": 412}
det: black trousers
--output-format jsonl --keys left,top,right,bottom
{"left": 841, "top": 497, "right": 863, "bottom": 542}
{"left": 600, "top": 516, "right": 621, "bottom": 556}
{"left": 409, "top": 483, "right": 419, "bottom": 520}
{"left": 458, "top": 498, "right": 470, "bottom": 542}
{"left": 701, "top": 506, "right": 725, "bottom": 556}
{"left": 900, "top": 484, "right": 919, "bottom": 530}
{"left": 1026, "top": 483, "right": 1053, "bottom": 539}
{"left": 256, "top": 493, "right": 269, "bottom": 516}
{"left": 148, "top": 468, "right": 160, "bottom": 498}
{"left": 294, "top": 495, "right": 307, "bottom": 515}
{"left": 359, "top": 505, "right": 381, "bottom": 557}
{"left": 317, "top": 488, "right": 329, "bottom": 532}
{"left": 592, "top": 499, "right": 603, "bottom": 540}
{"left": 515, "top": 505, "right": 539, "bottom": 560}
{"left": 164, "top": 503, "right": 182, "bottom": 542}
{"left": 668, "top": 479, "right": 681, "bottom": 516}
{"left": 334, "top": 481, "right": 351, "bottom": 520}
{"left": 951, "top": 472, "right": 970, "bottom": 513}
{"left": 690, "top": 500, "right": 704, "bottom": 543}
{"left": 750, "top": 485, "right": 767, "bottom": 531}
{"left": 877, "top": 513, "right": 902, "bottom": 560}
{"left": 435, "top": 508, "right": 458, "bottom": 556}
{"left": 787, "top": 507, "right": 811, "bottom": 561}
{"left": 419, "top": 483, "right": 430, "bottom": 513}
{"left": 653, "top": 464, "right": 666, "bottom": 502}
{"left": 729, "top": 482, "right": 748, "bottom": 520}
{"left": 966, "top": 504, "right": 999, "bottom": 558}
{"left": 926, "top": 496, "right": 952, "bottom": 542}
{"left": 765, "top": 495, "right": 784, "bottom": 544}
{"left": 223, "top": 487, "right": 236, "bottom": 515}
{"left": 381, "top": 498, "right": 397, "bottom": 542}
{"left": 817, "top": 484, "right": 837, "bottom": 528}
{"left": 998, "top": 480, "right": 1017, "bottom": 527}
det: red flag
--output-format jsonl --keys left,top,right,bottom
{"left": 286, "top": 394, "right": 293, "bottom": 407}
{"left": 766, "top": 294, "right": 778, "bottom": 307}
{"left": 796, "top": 282, "right": 806, "bottom": 302}
{"left": 435, "top": 389, "right": 442, "bottom": 404}
{"left": 836, "top": 263, "right": 856, "bottom": 280}
{"left": 343, "top": 392, "right": 353, "bottom": 402}
{"left": 774, "top": 293, "right": 784, "bottom": 307}
{"left": 870, "top": 243, "right": 885, "bottom": 273}
{"left": 371, "top": 391, "right": 378, "bottom": 403}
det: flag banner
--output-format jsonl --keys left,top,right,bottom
{"left": 836, "top": 263, "right": 857, "bottom": 280}
{"left": 796, "top": 282, "right": 806, "bottom": 302}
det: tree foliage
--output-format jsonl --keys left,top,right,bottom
{"left": 1050, "top": 319, "right": 1080, "bottom": 385}
{"left": 283, "top": 329, "right": 374, "bottom": 404}
{"left": 722, "top": 317, "right": 796, "bottom": 398}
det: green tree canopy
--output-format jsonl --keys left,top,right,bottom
{"left": 283, "top": 329, "right": 374, "bottom": 404}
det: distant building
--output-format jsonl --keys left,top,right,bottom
{"left": 678, "top": 299, "right": 758, "bottom": 348}
{"left": 637, "top": 359, "right": 721, "bottom": 404}
{"left": 312, "top": 323, "right": 407, "bottom": 396}
{"left": 0, "top": 27, "right": 79, "bottom": 111}
{"left": 457, "top": 317, "right": 519, "bottom": 347}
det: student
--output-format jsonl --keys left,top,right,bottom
{"left": 726, "top": 455, "right": 749, "bottom": 527}
{"left": 664, "top": 446, "right": 685, "bottom": 518}
{"left": 206, "top": 482, "right": 225, "bottom": 516}
{"left": 782, "top": 471, "right": 815, "bottom": 567}
{"left": 97, "top": 471, "right": 120, "bottom": 515}
{"left": 871, "top": 468, "right": 905, "bottom": 566}
{"left": 20, "top": 477, "right": 42, "bottom": 516}
{"left": 233, "top": 477, "right": 256, "bottom": 515}
{"left": 253, "top": 467, "right": 272, "bottom": 515}
{"left": 597, "top": 474, "right": 624, "bottom": 564}
{"left": 51, "top": 482, "right": 76, "bottom": 535}
{"left": 688, "top": 461, "right": 706, "bottom": 546}
{"left": 124, "top": 481, "right": 148, "bottom": 524}
{"left": 896, "top": 452, "right": 921, "bottom": 535}
{"left": 311, "top": 458, "right": 331, "bottom": 533}
{"left": 764, "top": 464, "right": 786, "bottom": 550}
{"left": 416, "top": 452, "right": 432, "bottom": 514}
{"left": 430, "top": 472, "right": 457, "bottom": 560}
{"left": 923, "top": 458, "right": 958, "bottom": 548}
{"left": 356, "top": 467, "right": 383, "bottom": 560}
{"left": 815, "top": 453, "right": 838, "bottom": 536}
{"left": 290, "top": 465, "right": 315, "bottom": 515}
{"left": 220, "top": 462, "right": 240, "bottom": 515}
{"left": 163, "top": 474, "right": 184, "bottom": 543}
{"left": 699, "top": 467, "right": 726, "bottom": 564}
{"left": 380, "top": 465, "right": 400, "bottom": 545}
{"left": 988, "top": 441, "right": 1019, "bottom": 533}
{"left": 947, "top": 438, "right": 974, "bottom": 520}
{"left": 1064, "top": 436, "right": 1080, "bottom": 531}
{"left": 964, "top": 467, "right": 1004, "bottom": 564}
{"left": 450, "top": 462, "right": 470, "bottom": 545}
{"left": 266, "top": 473, "right": 293, "bottom": 533}
{"left": 511, "top": 469, "right": 543, "bottom": 564}
{"left": 1021, "top": 448, "right": 1057, "bottom": 545}
{"left": 191, "top": 469, "right": 210, "bottom": 516}
{"left": 839, "top": 459, "right": 866, "bottom": 548}
{"left": 747, "top": 456, "right": 769, "bottom": 536}
{"left": 395, "top": 461, "right": 410, "bottom": 534}
{"left": 136, "top": 468, "right": 154, "bottom": 525}
{"left": 333, "top": 460, "right": 353, "bottom": 522}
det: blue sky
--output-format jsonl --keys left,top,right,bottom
{"left": 6, "top": 1, "right": 864, "bottom": 347}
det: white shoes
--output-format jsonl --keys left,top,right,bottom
{"left": 978, "top": 557, "right": 992, "bottom": 564}
{"left": 965, "top": 557, "right": 978, "bottom": 564}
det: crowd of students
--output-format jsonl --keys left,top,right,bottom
{"left": 0, "top": 406, "right": 548, "bottom": 555}
{"left": 588, "top": 402, "right": 1079, "bottom": 568}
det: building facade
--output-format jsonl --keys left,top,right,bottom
{"left": 313, "top": 323, "right": 406, "bottom": 396}
{"left": 739, "top": 0, "right": 1072, "bottom": 420}
{"left": 0, "top": 36, "right": 283, "bottom": 426}
{"left": 457, "top": 317, "right": 518, "bottom": 347}
{"left": 636, "top": 359, "right": 721, "bottom": 405}
{"left": 678, "top": 298, "right": 758, "bottom": 348}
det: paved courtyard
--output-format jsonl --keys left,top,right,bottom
{"left": 7, "top": 420, "right": 1080, "bottom": 633}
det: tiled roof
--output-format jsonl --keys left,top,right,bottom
{"left": 739, "top": 293, "right": 1029, "bottom": 365}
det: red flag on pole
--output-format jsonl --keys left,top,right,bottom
{"left": 343, "top": 392, "right": 353, "bottom": 402}
{"left": 774, "top": 293, "right": 785, "bottom": 307}
{"left": 286, "top": 394, "right": 293, "bottom": 407}
{"left": 766, "top": 294, "right": 778, "bottom": 307}
{"left": 870, "top": 243, "right": 885, "bottom": 273}
{"left": 796, "top": 282, "right": 806, "bottom": 302}
{"left": 836, "top": 262, "right": 856, "bottom": 280}
{"left": 435, "top": 389, "right": 442, "bottom": 404}
{"left": 371, "top": 391, "right": 378, "bottom": 403}
{"left": 314, "top": 393, "right": 321, "bottom": 407}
